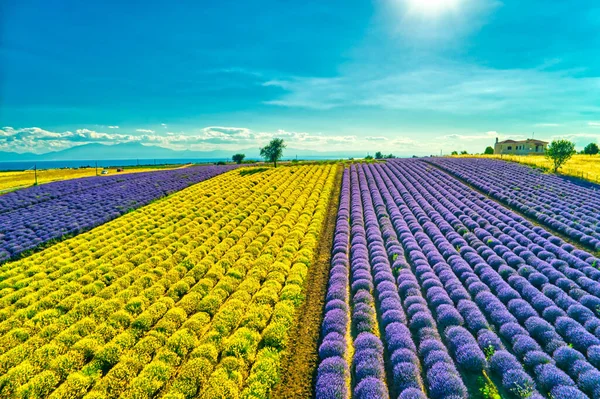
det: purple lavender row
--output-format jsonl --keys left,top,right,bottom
{"left": 383, "top": 161, "right": 565, "bottom": 397}
{"left": 410, "top": 161, "right": 600, "bottom": 322}
{"left": 0, "top": 165, "right": 240, "bottom": 263}
{"left": 0, "top": 166, "right": 206, "bottom": 213}
{"left": 370, "top": 163, "right": 540, "bottom": 398}
{"left": 386, "top": 161, "right": 570, "bottom": 394}
{"left": 317, "top": 159, "right": 600, "bottom": 398}
{"left": 348, "top": 167, "right": 390, "bottom": 398}
{"left": 406, "top": 163, "right": 600, "bottom": 398}
{"left": 424, "top": 164, "right": 600, "bottom": 286}
{"left": 390, "top": 166, "right": 580, "bottom": 362}
{"left": 427, "top": 158, "right": 600, "bottom": 251}
{"left": 430, "top": 158, "right": 600, "bottom": 217}
{"left": 357, "top": 166, "right": 425, "bottom": 399}
{"left": 316, "top": 165, "right": 426, "bottom": 399}
{"left": 316, "top": 169, "right": 352, "bottom": 399}
{"left": 388, "top": 160, "right": 598, "bottom": 398}
{"left": 357, "top": 164, "right": 468, "bottom": 399}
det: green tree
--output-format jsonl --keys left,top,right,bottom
{"left": 460, "top": 150, "right": 469, "bottom": 155}
{"left": 260, "top": 138, "right": 286, "bottom": 167}
{"left": 546, "top": 139, "right": 576, "bottom": 172}
{"left": 484, "top": 146, "right": 494, "bottom": 155}
{"left": 232, "top": 153, "right": 246, "bottom": 164}
{"left": 386, "top": 154, "right": 396, "bottom": 159}
{"left": 375, "top": 151, "right": 384, "bottom": 159}
{"left": 365, "top": 155, "right": 374, "bottom": 160}
{"left": 451, "top": 151, "right": 458, "bottom": 156}
{"left": 583, "top": 142, "right": 599, "bottom": 155}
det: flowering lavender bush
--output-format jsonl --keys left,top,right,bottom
{"left": 317, "top": 159, "right": 600, "bottom": 398}
{"left": 427, "top": 157, "right": 600, "bottom": 251}
{"left": 0, "top": 165, "right": 239, "bottom": 263}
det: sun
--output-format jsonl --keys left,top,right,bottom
{"left": 404, "top": 0, "right": 462, "bottom": 16}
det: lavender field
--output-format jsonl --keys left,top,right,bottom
{"left": 317, "top": 160, "right": 600, "bottom": 399}
{"left": 0, "top": 164, "right": 239, "bottom": 263}
{"left": 427, "top": 158, "right": 600, "bottom": 252}
{"left": 2, "top": 157, "right": 600, "bottom": 399}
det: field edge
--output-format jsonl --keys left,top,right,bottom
{"left": 271, "top": 164, "right": 344, "bottom": 399}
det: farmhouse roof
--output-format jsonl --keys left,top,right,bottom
{"left": 525, "top": 139, "right": 549, "bottom": 145}
{"left": 497, "top": 138, "right": 548, "bottom": 145}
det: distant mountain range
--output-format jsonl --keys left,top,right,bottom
{"left": 0, "top": 142, "right": 368, "bottom": 162}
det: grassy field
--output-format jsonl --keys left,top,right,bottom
{"left": 455, "top": 153, "right": 600, "bottom": 183}
{"left": 0, "top": 164, "right": 189, "bottom": 194}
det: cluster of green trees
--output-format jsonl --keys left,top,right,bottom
{"left": 582, "top": 142, "right": 599, "bottom": 155}
{"left": 374, "top": 151, "right": 396, "bottom": 159}
{"left": 232, "top": 153, "right": 246, "bottom": 164}
{"left": 231, "top": 138, "right": 287, "bottom": 167}
{"left": 260, "top": 138, "right": 286, "bottom": 167}
{"left": 545, "top": 141, "right": 597, "bottom": 172}
{"left": 526, "top": 140, "right": 596, "bottom": 172}
{"left": 546, "top": 140, "right": 576, "bottom": 172}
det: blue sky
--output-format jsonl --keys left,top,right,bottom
{"left": 1, "top": 0, "right": 600, "bottom": 156}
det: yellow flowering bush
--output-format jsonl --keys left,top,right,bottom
{"left": 0, "top": 164, "right": 337, "bottom": 398}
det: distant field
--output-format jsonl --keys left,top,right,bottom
{"left": 0, "top": 164, "right": 189, "bottom": 194}
{"left": 455, "top": 154, "right": 600, "bottom": 183}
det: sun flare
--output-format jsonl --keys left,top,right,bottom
{"left": 405, "top": 0, "right": 462, "bottom": 16}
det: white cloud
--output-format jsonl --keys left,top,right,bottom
{"left": 365, "top": 136, "right": 388, "bottom": 141}
{"left": 202, "top": 126, "right": 251, "bottom": 137}
{"left": 161, "top": 123, "right": 168, "bottom": 128}
{"left": 390, "top": 137, "right": 417, "bottom": 145}
{"left": 136, "top": 129, "right": 155, "bottom": 133}
{"left": 0, "top": 125, "right": 436, "bottom": 155}
{"left": 108, "top": 125, "right": 119, "bottom": 129}
{"left": 0, "top": 126, "right": 365, "bottom": 154}
{"left": 589, "top": 122, "right": 600, "bottom": 127}
{"left": 551, "top": 133, "right": 600, "bottom": 148}
{"left": 263, "top": 63, "right": 600, "bottom": 117}
{"left": 440, "top": 132, "right": 526, "bottom": 143}
{"left": 554, "top": 133, "right": 600, "bottom": 139}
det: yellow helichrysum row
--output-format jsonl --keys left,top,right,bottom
{"left": 0, "top": 165, "right": 185, "bottom": 193}
{"left": 0, "top": 164, "right": 338, "bottom": 399}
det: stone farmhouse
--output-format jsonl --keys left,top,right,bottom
{"left": 494, "top": 138, "right": 548, "bottom": 155}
